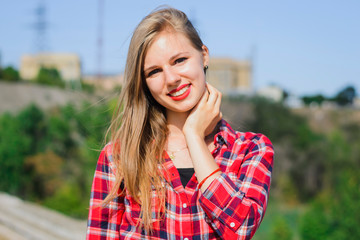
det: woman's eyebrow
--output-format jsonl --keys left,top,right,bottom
{"left": 169, "top": 52, "right": 189, "bottom": 61}
{"left": 144, "top": 52, "right": 190, "bottom": 74}
{"left": 144, "top": 65, "right": 157, "bottom": 75}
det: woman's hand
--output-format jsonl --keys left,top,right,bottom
{"left": 183, "top": 83, "right": 223, "bottom": 191}
{"left": 183, "top": 83, "right": 222, "bottom": 139}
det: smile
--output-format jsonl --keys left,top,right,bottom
{"left": 168, "top": 84, "right": 191, "bottom": 101}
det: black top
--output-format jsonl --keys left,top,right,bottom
{"left": 177, "top": 168, "right": 195, "bottom": 187}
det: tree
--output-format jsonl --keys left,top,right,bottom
{"left": 300, "top": 170, "right": 360, "bottom": 239}
{"left": 0, "top": 113, "right": 31, "bottom": 195}
{"left": 24, "top": 150, "right": 64, "bottom": 198}
{"left": 270, "top": 216, "right": 293, "bottom": 240}
{"left": 0, "top": 101, "right": 113, "bottom": 218}
{"left": 245, "top": 97, "right": 327, "bottom": 201}
{"left": 301, "top": 94, "right": 326, "bottom": 106}
{"left": 17, "top": 104, "right": 46, "bottom": 154}
{"left": 0, "top": 66, "right": 20, "bottom": 81}
{"left": 300, "top": 196, "right": 332, "bottom": 240}
{"left": 35, "top": 67, "right": 65, "bottom": 88}
{"left": 332, "top": 86, "right": 356, "bottom": 106}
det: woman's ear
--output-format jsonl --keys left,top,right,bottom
{"left": 202, "top": 45, "right": 209, "bottom": 67}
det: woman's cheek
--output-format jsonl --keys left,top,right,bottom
{"left": 146, "top": 78, "right": 161, "bottom": 94}
{"left": 148, "top": 80, "right": 166, "bottom": 103}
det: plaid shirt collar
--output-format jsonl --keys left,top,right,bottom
{"left": 213, "top": 119, "right": 236, "bottom": 149}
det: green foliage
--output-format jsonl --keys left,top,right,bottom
{"left": 301, "top": 85, "right": 357, "bottom": 106}
{"left": 245, "top": 97, "right": 322, "bottom": 149}
{"left": 330, "top": 170, "right": 360, "bottom": 239}
{"left": 35, "top": 67, "right": 65, "bottom": 88}
{"left": 0, "top": 113, "right": 31, "bottom": 195}
{"left": 0, "top": 66, "right": 20, "bottom": 81}
{"left": 300, "top": 170, "right": 360, "bottom": 239}
{"left": 24, "top": 150, "right": 64, "bottom": 198}
{"left": 245, "top": 97, "right": 327, "bottom": 201}
{"left": 300, "top": 196, "right": 332, "bottom": 240}
{"left": 74, "top": 101, "right": 112, "bottom": 142}
{"left": 80, "top": 80, "right": 95, "bottom": 93}
{"left": 299, "top": 122, "right": 360, "bottom": 239}
{"left": 253, "top": 200, "right": 303, "bottom": 240}
{"left": 301, "top": 94, "right": 326, "bottom": 106}
{"left": 0, "top": 100, "right": 112, "bottom": 218}
{"left": 332, "top": 85, "right": 356, "bottom": 106}
{"left": 275, "top": 175, "right": 299, "bottom": 204}
{"left": 43, "top": 182, "right": 88, "bottom": 218}
{"left": 270, "top": 216, "right": 293, "bottom": 240}
{"left": 17, "top": 104, "right": 47, "bottom": 154}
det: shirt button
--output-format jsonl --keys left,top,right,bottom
{"left": 183, "top": 203, "right": 187, "bottom": 208}
{"left": 184, "top": 238, "right": 189, "bottom": 240}
{"left": 230, "top": 222, "right": 236, "bottom": 228}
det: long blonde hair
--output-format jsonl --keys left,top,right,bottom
{"left": 104, "top": 7, "right": 205, "bottom": 232}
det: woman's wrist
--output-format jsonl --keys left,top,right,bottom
{"left": 198, "top": 168, "right": 221, "bottom": 189}
{"left": 183, "top": 127, "right": 205, "bottom": 140}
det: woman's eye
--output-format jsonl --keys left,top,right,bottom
{"left": 175, "top": 57, "right": 187, "bottom": 64}
{"left": 147, "top": 69, "right": 160, "bottom": 77}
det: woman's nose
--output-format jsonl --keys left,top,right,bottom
{"left": 163, "top": 66, "right": 180, "bottom": 85}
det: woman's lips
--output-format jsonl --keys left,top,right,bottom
{"left": 168, "top": 84, "right": 191, "bottom": 101}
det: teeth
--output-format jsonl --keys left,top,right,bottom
{"left": 170, "top": 85, "right": 189, "bottom": 97}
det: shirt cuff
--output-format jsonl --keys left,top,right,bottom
{"left": 199, "top": 173, "right": 250, "bottom": 232}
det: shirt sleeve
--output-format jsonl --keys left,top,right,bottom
{"left": 199, "top": 133, "right": 274, "bottom": 240}
{"left": 86, "top": 145, "right": 125, "bottom": 240}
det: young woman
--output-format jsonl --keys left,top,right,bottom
{"left": 86, "top": 7, "right": 273, "bottom": 240}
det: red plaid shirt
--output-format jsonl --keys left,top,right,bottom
{"left": 86, "top": 119, "right": 274, "bottom": 240}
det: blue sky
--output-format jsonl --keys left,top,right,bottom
{"left": 1, "top": 0, "right": 359, "bottom": 96}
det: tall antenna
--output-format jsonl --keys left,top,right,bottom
{"left": 33, "top": 0, "right": 49, "bottom": 53}
{"left": 97, "top": 0, "right": 105, "bottom": 81}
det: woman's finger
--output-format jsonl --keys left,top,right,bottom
{"left": 206, "top": 83, "right": 219, "bottom": 105}
{"left": 214, "top": 91, "right": 222, "bottom": 112}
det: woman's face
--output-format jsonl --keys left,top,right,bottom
{"left": 143, "top": 30, "right": 209, "bottom": 115}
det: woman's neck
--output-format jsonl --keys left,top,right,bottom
{"left": 165, "top": 111, "right": 190, "bottom": 149}
{"left": 167, "top": 111, "right": 189, "bottom": 131}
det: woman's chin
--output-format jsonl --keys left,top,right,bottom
{"left": 166, "top": 105, "right": 194, "bottom": 115}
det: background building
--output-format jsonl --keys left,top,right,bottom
{"left": 207, "top": 58, "right": 252, "bottom": 96}
{"left": 20, "top": 53, "right": 81, "bottom": 81}
{"left": 257, "top": 85, "right": 284, "bottom": 102}
{"left": 82, "top": 74, "right": 123, "bottom": 92}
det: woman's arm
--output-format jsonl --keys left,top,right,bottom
{"left": 183, "top": 83, "right": 223, "bottom": 190}
{"left": 86, "top": 145, "right": 125, "bottom": 240}
{"left": 199, "top": 134, "right": 273, "bottom": 239}
{"left": 183, "top": 84, "right": 274, "bottom": 239}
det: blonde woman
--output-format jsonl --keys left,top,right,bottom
{"left": 86, "top": 7, "right": 274, "bottom": 240}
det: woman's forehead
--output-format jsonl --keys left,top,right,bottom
{"left": 144, "top": 31, "right": 196, "bottom": 63}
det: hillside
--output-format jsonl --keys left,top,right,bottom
{"left": 293, "top": 106, "right": 360, "bottom": 134}
{"left": 0, "top": 82, "right": 96, "bottom": 114}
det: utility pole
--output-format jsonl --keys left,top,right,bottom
{"left": 33, "top": 0, "right": 49, "bottom": 54}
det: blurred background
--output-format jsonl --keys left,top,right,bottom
{"left": 0, "top": 0, "right": 359, "bottom": 239}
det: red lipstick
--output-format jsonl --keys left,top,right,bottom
{"left": 168, "top": 84, "right": 191, "bottom": 101}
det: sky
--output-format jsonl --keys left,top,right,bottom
{"left": 1, "top": 0, "right": 359, "bottom": 96}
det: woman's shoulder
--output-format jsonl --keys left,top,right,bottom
{"left": 97, "top": 142, "right": 117, "bottom": 173}
{"left": 102, "top": 142, "right": 114, "bottom": 157}
{"left": 235, "top": 131, "right": 273, "bottom": 146}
